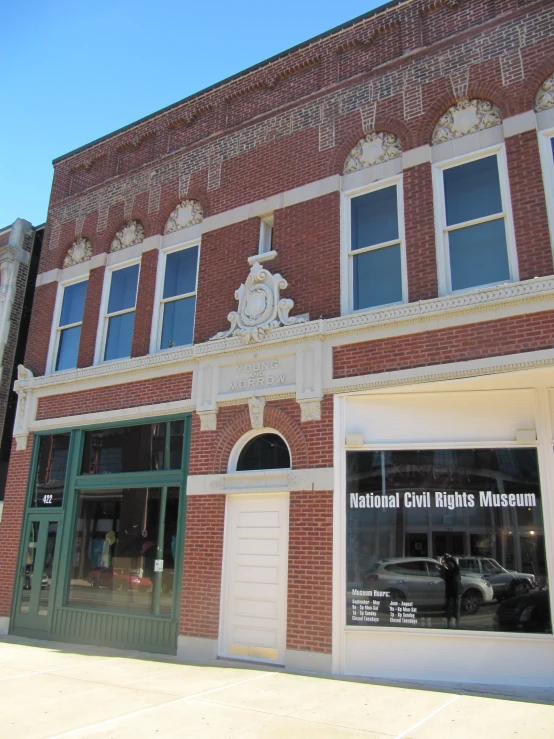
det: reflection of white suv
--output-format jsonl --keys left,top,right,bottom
{"left": 456, "top": 557, "right": 535, "bottom": 601}
{"left": 365, "top": 557, "right": 494, "bottom": 615}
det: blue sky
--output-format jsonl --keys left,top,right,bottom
{"left": 1, "top": 0, "right": 385, "bottom": 228}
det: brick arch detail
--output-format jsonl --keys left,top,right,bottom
{"left": 420, "top": 86, "right": 511, "bottom": 147}
{"left": 330, "top": 116, "right": 411, "bottom": 176}
{"left": 212, "top": 405, "right": 309, "bottom": 474}
{"left": 521, "top": 61, "right": 554, "bottom": 113}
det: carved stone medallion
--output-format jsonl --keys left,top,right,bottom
{"left": 432, "top": 99, "right": 502, "bottom": 145}
{"left": 110, "top": 220, "right": 145, "bottom": 252}
{"left": 164, "top": 199, "right": 204, "bottom": 234}
{"left": 210, "top": 261, "right": 308, "bottom": 344}
{"left": 535, "top": 73, "right": 554, "bottom": 112}
{"left": 63, "top": 237, "right": 92, "bottom": 268}
{"left": 344, "top": 132, "right": 402, "bottom": 173}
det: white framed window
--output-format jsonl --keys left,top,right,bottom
{"left": 341, "top": 175, "right": 407, "bottom": 315}
{"left": 432, "top": 145, "right": 518, "bottom": 295}
{"left": 258, "top": 214, "right": 274, "bottom": 255}
{"left": 95, "top": 260, "right": 140, "bottom": 363}
{"left": 150, "top": 239, "right": 199, "bottom": 353}
{"left": 538, "top": 126, "right": 554, "bottom": 250}
{"left": 47, "top": 277, "right": 88, "bottom": 373}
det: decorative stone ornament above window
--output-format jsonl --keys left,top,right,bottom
{"left": 344, "top": 132, "right": 402, "bottom": 173}
{"left": 110, "top": 219, "right": 145, "bottom": 252}
{"left": 535, "top": 73, "right": 554, "bottom": 112}
{"left": 432, "top": 99, "right": 502, "bottom": 145}
{"left": 63, "top": 237, "right": 93, "bottom": 268}
{"left": 164, "top": 199, "right": 204, "bottom": 234}
{"left": 210, "top": 260, "right": 308, "bottom": 344}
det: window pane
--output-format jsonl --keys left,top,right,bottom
{"left": 60, "top": 281, "right": 88, "bottom": 327}
{"left": 104, "top": 312, "right": 135, "bottom": 361}
{"left": 346, "top": 448, "right": 549, "bottom": 633}
{"left": 551, "top": 137, "right": 554, "bottom": 160}
{"left": 68, "top": 488, "right": 161, "bottom": 615}
{"left": 169, "top": 421, "right": 184, "bottom": 469}
{"left": 237, "top": 433, "right": 291, "bottom": 471}
{"left": 107, "top": 264, "right": 139, "bottom": 314}
{"left": 31, "top": 433, "right": 70, "bottom": 507}
{"left": 160, "top": 487, "right": 180, "bottom": 615}
{"left": 81, "top": 423, "right": 166, "bottom": 475}
{"left": 56, "top": 325, "right": 81, "bottom": 371}
{"left": 353, "top": 244, "right": 402, "bottom": 310}
{"left": 351, "top": 187, "right": 398, "bottom": 250}
{"left": 161, "top": 296, "right": 195, "bottom": 349}
{"left": 163, "top": 246, "right": 198, "bottom": 299}
{"left": 444, "top": 156, "right": 503, "bottom": 226}
{"left": 449, "top": 218, "right": 510, "bottom": 291}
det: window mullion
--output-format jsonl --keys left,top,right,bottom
{"left": 445, "top": 212, "right": 505, "bottom": 233}
{"left": 351, "top": 238, "right": 402, "bottom": 257}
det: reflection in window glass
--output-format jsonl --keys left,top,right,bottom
{"left": 160, "top": 246, "right": 198, "bottom": 350}
{"left": 346, "top": 449, "right": 550, "bottom": 633}
{"left": 32, "top": 434, "right": 70, "bottom": 507}
{"left": 104, "top": 265, "right": 139, "bottom": 361}
{"left": 442, "top": 155, "right": 510, "bottom": 291}
{"left": 350, "top": 186, "right": 403, "bottom": 311}
{"left": 237, "top": 434, "right": 291, "bottom": 471}
{"left": 56, "top": 281, "right": 88, "bottom": 371}
{"left": 81, "top": 421, "right": 185, "bottom": 474}
{"left": 67, "top": 487, "right": 180, "bottom": 616}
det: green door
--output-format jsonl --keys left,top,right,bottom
{"left": 12, "top": 513, "right": 62, "bottom": 635}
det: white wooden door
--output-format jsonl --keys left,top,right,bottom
{"left": 220, "top": 493, "right": 289, "bottom": 665}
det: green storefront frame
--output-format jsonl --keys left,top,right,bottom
{"left": 10, "top": 413, "right": 192, "bottom": 654}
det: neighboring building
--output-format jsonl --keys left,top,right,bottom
{"left": 1, "top": 0, "right": 554, "bottom": 687}
{"left": 0, "top": 220, "right": 43, "bottom": 520}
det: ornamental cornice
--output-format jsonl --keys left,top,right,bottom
{"left": 110, "top": 220, "right": 145, "bottom": 252}
{"left": 344, "top": 132, "right": 402, "bottom": 173}
{"left": 63, "top": 237, "right": 92, "bottom": 268}
{"left": 432, "top": 99, "right": 502, "bottom": 145}
{"left": 164, "top": 199, "right": 203, "bottom": 234}
{"left": 535, "top": 73, "right": 554, "bottom": 113}
{"left": 325, "top": 349, "right": 554, "bottom": 396}
{"left": 15, "top": 276, "right": 554, "bottom": 395}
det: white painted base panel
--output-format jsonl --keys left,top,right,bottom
{"left": 285, "top": 649, "right": 332, "bottom": 674}
{"left": 344, "top": 631, "right": 554, "bottom": 687}
{"left": 177, "top": 636, "right": 218, "bottom": 662}
{"left": 0, "top": 616, "right": 10, "bottom": 636}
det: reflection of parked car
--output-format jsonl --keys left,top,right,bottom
{"left": 89, "top": 567, "right": 153, "bottom": 593}
{"left": 23, "top": 571, "right": 48, "bottom": 590}
{"left": 493, "top": 590, "right": 551, "bottom": 633}
{"left": 365, "top": 557, "right": 494, "bottom": 615}
{"left": 456, "top": 556, "right": 535, "bottom": 601}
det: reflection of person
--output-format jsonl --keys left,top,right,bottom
{"left": 440, "top": 554, "right": 462, "bottom": 628}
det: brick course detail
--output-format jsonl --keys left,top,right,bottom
{"left": 36, "top": 372, "right": 193, "bottom": 420}
{"left": 333, "top": 310, "right": 554, "bottom": 379}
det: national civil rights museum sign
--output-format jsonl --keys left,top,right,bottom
{"left": 346, "top": 448, "right": 551, "bottom": 633}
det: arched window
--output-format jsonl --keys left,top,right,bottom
{"left": 236, "top": 433, "right": 291, "bottom": 471}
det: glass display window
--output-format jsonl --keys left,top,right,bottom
{"left": 346, "top": 448, "right": 550, "bottom": 634}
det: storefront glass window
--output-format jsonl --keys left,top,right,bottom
{"left": 67, "top": 487, "right": 180, "bottom": 616}
{"left": 31, "top": 433, "right": 70, "bottom": 507}
{"left": 81, "top": 421, "right": 183, "bottom": 474}
{"left": 346, "top": 449, "right": 551, "bottom": 633}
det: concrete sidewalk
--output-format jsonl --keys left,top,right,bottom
{"left": 0, "top": 637, "right": 552, "bottom": 738}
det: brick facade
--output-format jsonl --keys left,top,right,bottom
{"left": 1, "top": 0, "right": 554, "bottom": 668}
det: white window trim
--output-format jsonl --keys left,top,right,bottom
{"left": 538, "top": 126, "right": 554, "bottom": 256}
{"left": 432, "top": 143, "right": 519, "bottom": 297}
{"left": 258, "top": 214, "right": 274, "bottom": 255}
{"left": 340, "top": 174, "right": 408, "bottom": 316}
{"left": 93, "top": 257, "right": 141, "bottom": 365}
{"left": 149, "top": 237, "right": 201, "bottom": 355}
{"left": 46, "top": 275, "right": 89, "bottom": 375}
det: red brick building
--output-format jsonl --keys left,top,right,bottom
{"left": 1, "top": 0, "right": 554, "bottom": 687}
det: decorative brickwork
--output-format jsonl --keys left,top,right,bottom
{"left": 36, "top": 372, "right": 193, "bottom": 420}
{"left": 333, "top": 310, "right": 554, "bottom": 380}
{"left": 0, "top": 438, "right": 34, "bottom": 616}
{"left": 179, "top": 494, "right": 226, "bottom": 638}
{"left": 287, "top": 489, "right": 333, "bottom": 653}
